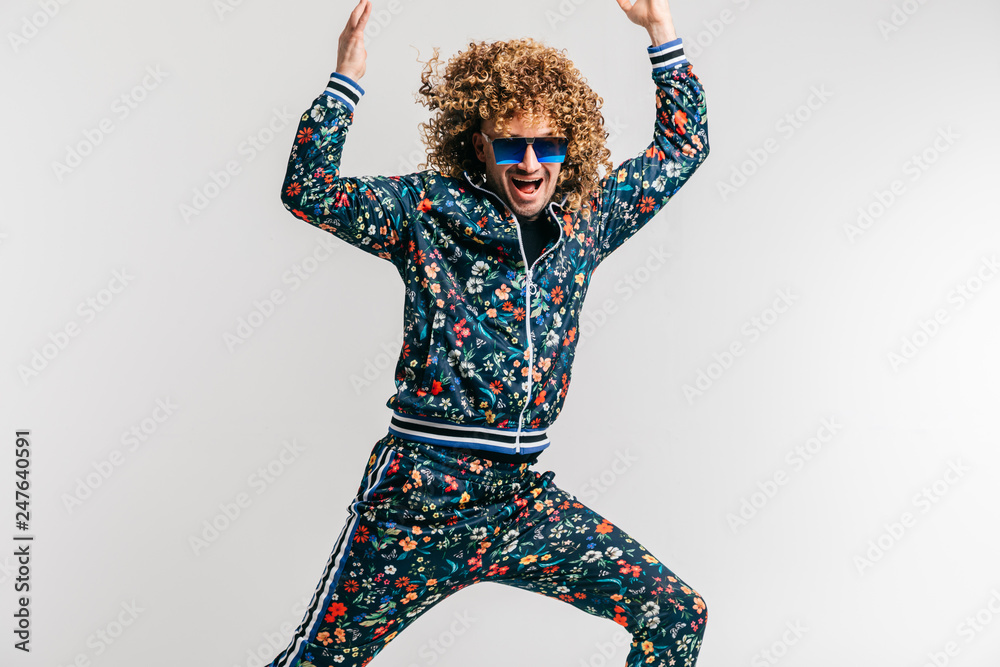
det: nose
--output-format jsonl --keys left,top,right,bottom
{"left": 517, "top": 143, "right": 540, "bottom": 171}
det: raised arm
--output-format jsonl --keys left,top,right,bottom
{"left": 589, "top": 0, "right": 709, "bottom": 265}
{"left": 279, "top": 0, "right": 422, "bottom": 277}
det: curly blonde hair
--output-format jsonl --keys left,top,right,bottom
{"left": 415, "top": 38, "right": 613, "bottom": 214}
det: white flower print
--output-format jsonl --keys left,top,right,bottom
{"left": 466, "top": 276, "right": 484, "bottom": 293}
{"left": 471, "top": 260, "right": 490, "bottom": 276}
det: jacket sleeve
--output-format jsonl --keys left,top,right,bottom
{"left": 590, "top": 38, "right": 710, "bottom": 265}
{"left": 279, "top": 72, "right": 420, "bottom": 276}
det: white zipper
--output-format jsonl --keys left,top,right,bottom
{"left": 462, "top": 173, "right": 564, "bottom": 454}
{"left": 512, "top": 223, "right": 533, "bottom": 455}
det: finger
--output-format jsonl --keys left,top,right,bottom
{"left": 346, "top": 0, "right": 366, "bottom": 31}
{"left": 614, "top": 0, "right": 633, "bottom": 12}
{"left": 357, "top": 0, "right": 372, "bottom": 29}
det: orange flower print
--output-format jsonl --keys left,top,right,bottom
{"left": 285, "top": 182, "right": 302, "bottom": 197}
{"left": 550, "top": 285, "right": 564, "bottom": 304}
{"left": 417, "top": 198, "right": 432, "bottom": 212}
{"left": 639, "top": 196, "right": 656, "bottom": 213}
{"left": 672, "top": 109, "right": 688, "bottom": 134}
{"left": 295, "top": 127, "right": 313, "bottom": 143}
{"left": 519, "top": 554, "right": 538, "bottom": 565}
{"left": 400, "top": 536, "right": 418, "bottom": 551}
{"left": 495, "top": 283, "right": 511, "bottom": 300}
{"left": 595, "top": 520, "right": 614, "bottom": 534}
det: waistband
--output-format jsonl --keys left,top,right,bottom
{"left": 388, "top": 410, "right": 550, "bottom": 455}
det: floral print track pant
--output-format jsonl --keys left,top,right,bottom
{"left": 267, "top": 432, "right": 708, "bottom": 667}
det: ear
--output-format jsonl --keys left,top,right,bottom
{"left": 472, "top": 130, "right": 486, "bottom": 163}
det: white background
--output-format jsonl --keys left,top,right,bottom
{"left": 3, "top": 0, "right": 1000, "bottom": 665}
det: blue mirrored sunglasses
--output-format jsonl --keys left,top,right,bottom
{"left": 480, "top": 133, "right": 568, "bottom": 164}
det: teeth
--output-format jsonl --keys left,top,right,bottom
{"left": 512, "top": 176, "right": 542, "bottom": 194}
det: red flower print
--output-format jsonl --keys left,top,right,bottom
{"left": 285, "top": 182, "right": 302, "bottom": 197}
{"left": 417, "top": 198, "right": 433, "bottom": 212}
{"left": 292, "top": 209, "right": 311, "bottom": 222}
{"left": 453, "top": 318, "right": 471, "bottom": 345}
{"left": 324, "top": 602, "right": 347, "bottom": 623}
{"left": 295, "top": 127, "right": 313, "bottom": 143}
{"left": 639, "top": 196, "right": 655, "bottom": 213}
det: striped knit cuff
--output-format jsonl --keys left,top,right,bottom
{"left": 648, "top": 37, "right": 687, "bottom": 71}
{"left": 322, "top": 72, "right": 365, "bottom": 112}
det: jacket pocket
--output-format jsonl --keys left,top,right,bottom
{"left": 416, "top": 308, "right": 445, "bottom": 395}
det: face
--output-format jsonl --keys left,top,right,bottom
{"left": 472, "top": 112, "right": 562, "bottom": 221}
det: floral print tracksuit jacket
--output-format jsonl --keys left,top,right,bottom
{"left": 279, "top": 37, "right": 709, "bottom": 456}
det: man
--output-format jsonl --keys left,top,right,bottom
{"left": 269, "top": 0, "right": 710, "bottom": 665}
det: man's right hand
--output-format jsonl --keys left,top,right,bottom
{"left": 336, "top": 0, "right": 371, "bottom": 82}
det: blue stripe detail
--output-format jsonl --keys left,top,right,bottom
{"left": 329, "top": 71, "right": 365, "bottom": 96}
{"left": 387, "top": 426, "right": 550, "bottom": 455}
{"left": 648, "top": 37, "right": 687, "bottom": 70}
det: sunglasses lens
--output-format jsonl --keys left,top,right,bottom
{"left": 492, "top": 138, "right": 525, "bottom": 164}
{"left": 532, "top": 137, "right": 568, "bottom": 163}
{"left": 490, "top": 137, "right": 568, "bottom": 164}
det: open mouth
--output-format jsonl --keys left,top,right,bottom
{"left": 511, "top": 176, "right": 543, "bottom": 196}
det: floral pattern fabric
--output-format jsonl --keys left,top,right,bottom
{"left": 267, "top": 432, "right": 708, "bottom": 667}
{"left": 277, "top": 38, "right": 710, "bottom": 450}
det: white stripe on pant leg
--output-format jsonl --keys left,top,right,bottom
{"left": 270, "top": 445, "right": 399, "bottom": 667}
